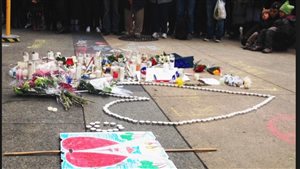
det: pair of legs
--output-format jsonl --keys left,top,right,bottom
{"left": 205, "top": 0, "right": 225, "bottom": 41}
{"left": 102, "top": 0, "right": 120, "bottom": 34}
{"left": 83, "top": 0, "right": 101, "bottom": 32}
{"left": 150, "top": 2, "right": 171, "bottom": 38}
{"left": 124, "top": 8, "right": 144, "bottom": 36}
{"left": 251, "top": 27, "right": 277, "bottom": 53}
{"left": 176, "top": 0, "right": 196, "bottom": 34}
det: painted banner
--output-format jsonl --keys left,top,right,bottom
{"left": 60, "top": 132, "right": 177, "bottom": 169}
{"left": 72, "top": 33, "right": 112, "bottom": 55}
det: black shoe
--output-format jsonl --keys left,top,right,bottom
{"left": 262, "top": 48, "right": 272, "bottom": 53}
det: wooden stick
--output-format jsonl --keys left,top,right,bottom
{"left": 3, "top": 148, "right": 217, "bottom": 156}
{"left": 3, "top": 150, "right": 60, "bottom": 156}
{"left": 165, "top": 148, "right": 217, "bottom": 153}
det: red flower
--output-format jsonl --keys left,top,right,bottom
{"left": 66, "top": 58, "right": 74, "bottom": 66}
{"left": 194, "top": 64, "right": 206, "bottom": 72}
{"left": 59, "top": 82, "right": 74, "bottom": 92}
{"left": 151, "top": 58, "right": 157, "bottom": 66}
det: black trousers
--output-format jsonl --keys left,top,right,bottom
{"left": 82, "top": 0, "right": 102, "bottom": 28}
{"left": 55, "top": 0, "right": 69, "bottom": 28}
{"left": 149, "top": 2, "right": 171, "bottom": 34}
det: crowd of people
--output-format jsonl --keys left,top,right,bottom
{"left": 2, "top": 0, "right": 296, "bottom": 53}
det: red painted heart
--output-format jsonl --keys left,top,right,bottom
{"left": 62, "top": 137, "right": 128, "bottom": 168}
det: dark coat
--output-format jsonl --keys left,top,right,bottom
{"left": 272, "top": 15, "right": 296, "bottom": 50}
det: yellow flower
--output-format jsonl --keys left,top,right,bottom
{"left": 213, "top": 69, "right": 220, "bottom": 76}
{"left": 175, "top": 77, "right": 184, "bottom": 87}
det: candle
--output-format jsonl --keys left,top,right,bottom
{"left": 111, "top": 66, "right": 119, "bottom": 80}
{"left": 22, "top": 69, "right": 28, "bottom": 79}
{"left": 169, "top": 54, "right": 175, "bottom": 69}
{"left": 31, "top": 52, "right": 39, "bottom": 61}
{"left": 23, "top": 52, "right": 29, "bottom": 62}
{"left": 119, "top": 67, "right": 125, "bottom": 82}
{"left": 47, "top": 51, "right": 55, "bottom": 60}
{"left": 77, "top": 56, "right": 83, "bottom": 65}
{"left": 75, "top": 63, "right": 82, "bottom": 80}
{"left": 28, "top": 62, "right": 33, "bottom": 79}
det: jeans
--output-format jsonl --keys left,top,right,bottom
{"left": 103, "top": 0, "right": 120, "bottom": 33}
{"left": 206, "top": 0, "right": 225, "bottom": 39}
{"left": 176, "top": 0, "right": 196, "bottom": 34}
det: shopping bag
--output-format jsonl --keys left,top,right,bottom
{"left": 214, "top": 0, "right": 226, "bottom": 20}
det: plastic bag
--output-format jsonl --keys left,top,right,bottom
{"left": 214, "top": 0, "right": 226, "bottom": 20}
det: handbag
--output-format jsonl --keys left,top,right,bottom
{"left": 214, "top": 0, "right": 226, "bottom": 20}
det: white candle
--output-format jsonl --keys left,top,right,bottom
{"left": 77, "top": 56, "right": 83, "bottom": 64}
{"left": 76, "top": 63, "right": 82, "bottom": 80}
{"left": 47, "top": 51, "right": 55, "bottom": 60}
{"left": 169, "top": 54, "right": 175, "bottom": 69}
{"left": 31, "top": 52, "right": 39, "bottom": 61}
{"left": 22, "top": 69, "right": 28, "bottom": 79}
{"left": 119, "top": 67, "right": 125, "bottom": 82}
{"left": 28, "top": 62, "right": 33, "bottom": 79}
{"left": 23, "top": 53, "right": 29, "bottom": 62}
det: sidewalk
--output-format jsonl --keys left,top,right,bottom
{"left": 2, "top": 29, "right": 295, "bottom": 169}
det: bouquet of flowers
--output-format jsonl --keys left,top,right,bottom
{"left": 13, "top": 72, "right": 90, "bottom": 110}
{"left": 149, "top": 52, "right": 171, "bottom": 66}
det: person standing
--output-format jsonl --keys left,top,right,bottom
{"left": 149, "top": 0, "right": 173, "bottom": 39}
{"left": 83, "top": 0, "right": 101, "bottom": 33}
{"left": 69, "top": 0, "right": 82, "bottom": 32}
{"left": 102, "top": 0, "right": 120, "bottom": 35}
{"left": 54, "top": 0, "right": 69, "bottom": 33}
{"left": 204, "top": 0, "right": 226, "bottom": 42}
{"left": 124, "top": 0, "right": 146, "bottom": 37}
{"left": 175, "top": 0, "right": 196, "bottom": 39}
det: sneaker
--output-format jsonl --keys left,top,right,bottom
{"left": 262, "top": 48, "right": 272, "bottom": 53}
{"left": 161, "top": 33, "right": 167, "bottom": 39}
{"left": 214, "top": 38, "right": 221, "bottom": 43}
{"left": 250, "top": 45, "right": 263, "bottom": 51}
{"left": 86, "top": 26, "right": 90, "bottom": 33}
{"left": 152, "top": 32, "right": 160, "bottom": 39}
{"left": 96, "top": 27, "right": 101, "bottom": 33}
{"left": 203, "top": 37, "right": 211, "bottom": 42}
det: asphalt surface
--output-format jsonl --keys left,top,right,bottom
{"left": 2, "top": 29, "right": 296, "bottom": 169}
{"left": 2, "top": 29, "right": 206, "bottom": 169}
